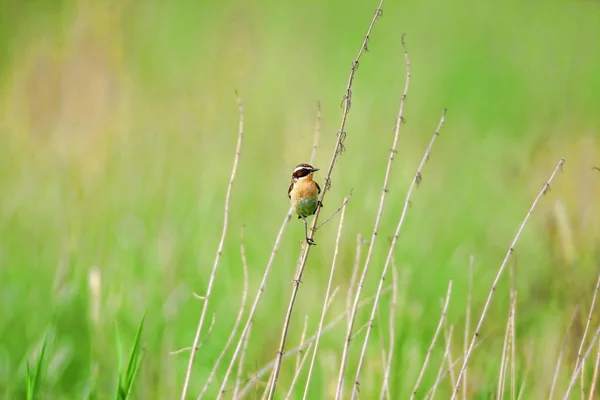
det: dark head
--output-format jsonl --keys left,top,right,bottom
{"left": 291, "top": 163, "right": 319, "bottom": 182}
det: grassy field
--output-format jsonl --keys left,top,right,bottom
{"left": 1, "top": 0, "right": 600, "bottom": 398}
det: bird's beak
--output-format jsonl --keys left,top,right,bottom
{"left": 311, "top": 168, "right": 320, "bottom": 172}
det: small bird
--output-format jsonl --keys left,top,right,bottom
{"left": 288, "top": 163, "right": 322, "bottom": 245}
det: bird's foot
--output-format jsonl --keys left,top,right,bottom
{"left": 306, "top": 237, "right": 316, "bottom": 246}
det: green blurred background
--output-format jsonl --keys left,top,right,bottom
{"left": 1, "top": 0, "right": 600, "bottom": 398}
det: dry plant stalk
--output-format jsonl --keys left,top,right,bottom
{"left": 451, "top": 157, "right": 566, "bottom": 400}
{"left": 335, "top": 32, "right": 412, "bottom": 399}
{"left": 409, "top": 281, "right": 453, "bottom": 400}
{"left": 266, "top": 1, "right": 385, "bottom": 397}
{"left": 379, "top": 262, "right": 400, "bottom": 400}
{"left": 497, "top": 290, "right": 516, "bottom": 400}
{"left": 296, "top": 315, "right": 309, "bottom": 375}
{"left": 347, "top": 234, "right": 364, "bottom": 325}
{"left": 463, "top": 255, "right": 474, "bottom": 399}
{"left": 549, "top": 306, "right": 580, "bottom": 399}
{"left": 235, "top": 286, "right": 392, "bottom": 399}
{"left": 428, "top": 325, "right": 454, "bottom": 400}
{"left": 574, "top": 272, "right": 600, "bottom": 395}
{"left": 351, "top": 109, "right": 448, "bottom": 400}
{"left": 180, "top": 93, "right": 245, "bottom": 399}
{"left": 216, "top": 103, "right": 323, "bottom": 398}
{"left": 302, "top": 195, "right": 350, "bottom": 399}
{"left": 423, "top": 335, "right": 489, "bottom": 400}
{"left": 563, "top": 326, "right": 600, "bottom": 399}
{"left": 444, "top": 320, "right": 457, "bottom": 391}
{"left": 285, "top": 342, "right": 313, "bottom": 400}
{"left": 588, "top": 340, "right": 600, "bottom": 400}
{"left": 233, "top": 321, "right": 252, "bottom": 399}
{"left": 197, "top": 230, "right": 250, "bottom": 399}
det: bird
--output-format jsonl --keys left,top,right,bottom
{"left": 288, "top": 163, "right": 322, "bottom": 245}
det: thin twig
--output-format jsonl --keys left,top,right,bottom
{"left": 218, "top": 69, "right": 324, "bottom": 400}
{"left": 296, "top": 315, "right": 309, "bottom": 374}
{"left": 549, "top": 306, "right": 581, "bottom": 399}
{"left": 267, "top": 2, "right": 385, "bottom": 395}
{"left": 352, "top": 109, "right": 448, "bottom": 400}
{"left": 303, "top": 196, "right": 349, "bottom": 399}
{"left": 463, "top": 255, "right": 474, "bottom": 400}
{"left": 428, "top": 325, "right": 454, "bottom": 400}
{"left": 311, "top": 102, "right": 321, "bottom": 164}
{"left": 216, "top": 212, "right": 292, "bottom": 399}
{"left": 410, "top": 281, "right": 453, "bottom": 399}
{"left": 336, "top": 33, "right": 411, "bottom": 399}
{"left": 180, "top": 93, "right": 244, "bottom": 399}
{"left": 377, "top": 310, "right": 391, "bottom": 400}
{"left": 316, "top": 193, "right": 352, "bottom": 230}
{"left": 347, "top": 234, "right": 364, "bottom": 326}
{"left": 509, "top": 263, "right": 517, "bottom": 400}
{"left": 563, "top": 326, "right": 600, "bottom": 400}
{"left": 379, "top": 262, "right": 400, "bottom": 400}
{"left": 588, "top": 340, "right": 600, "bottom": 400}
{"left": 451, "top": 157, "right": 566, "bottom": 400}
{"left": 574, "top": 272, "right": 600, "bottom": 395}
{"left": 285, "top": 343, "right": 313, "bottom": 400}
{"left": 197, "top": 229, "right": 250, "bottom": 399}
{"left": 235, "top": 286, "right": 392, "bottom": 399}
{"left": 423, "top": 334, "right": 491, "bottom": 400}
{"left": 170, "top": 313, "right": 217, "bottom": 355}
{"left": 517, "top": 341, "right": 534, "bottom": 400}
{"left": 233, "top": 321, "right": 252, "bottom": 399}
{"left": 444, "top": 321, "right": 457, "bottom": 391}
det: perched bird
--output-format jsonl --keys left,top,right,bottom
{"left": 288, "top": 163, "right": 322, "bottom": 245}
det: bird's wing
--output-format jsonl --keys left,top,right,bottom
{"left": 288, "top": 181, "right": 294, "bottom": 199}
{"left": 316, "top": 181, "right": 321, "bottom": 195}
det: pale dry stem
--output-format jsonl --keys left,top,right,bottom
{"left": 549, "top": 306, "right": 581, "bottom": 399}
{"left": 233, "top": 321, "right": 252, "bottom": 399}
{"left": 266, "top": 1, "right": 385, "bottom": 396}
{"left": 379, "top": 262, "right": 399, "bottom": 400}
{"left": 463, "top": 255, "right": 474, "bottom": 399}
{"left": 336, "top": 33, "right": 411, "bottom": 399}
{"left": 285, "top": 342, "right": 313, "bottom": 400}
{"left": 587, "top": 340, "right": 600, "bottom": 400}
{"left": 197, "top": 230, "right": 250, "bottom": 399}
{"left": 302, "top": 196, "right": 350, "bottom": 399}
{"left": 180, "top": 93, "right": 245, "bottom": 399}
{"left": 216, "top": 107, "right": 323, "bottom": 398}
{"left": 563, "top": 326, "right": 600, "bottom": 400}
{"left": 235, "top": 287, "right": 392, "bottom": 399}
{"left": 428, "top": 325, "right": 454, "bottom": 400}
{"left": 351, "top": 109, "right": 448, "bottom": 400}
{"left": 296, "top": 315, "right": 309, "bottom": 374}
{"left": 409, "top": 281, "right": 453, "bottom": 400}
{"left": 451, "top": 157, "right": 566, "bottom": 400}
{"left": 574, "top": 272, "right": 600, "bottom": 397}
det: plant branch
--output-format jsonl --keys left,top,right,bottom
{"left": 451, "top": 157, "right": 566, "bottom": 400}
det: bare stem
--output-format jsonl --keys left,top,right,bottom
{"left": 462, "top": 255, "right": 474, "bottom": 399}
{"left": 351, "top": 109, "right": 448, "bottom": 400}
{"left": 335, "top": 33, "right": 411, "bottom": 399}
{"left": 587, "top": 340, "right": 600, "bottom": 400}
{"left": 235, "top": 286, "right": 392, "bottom": 399}
{"left": 574, "top": 272, "right": 600, "bottom": 394}
{"left": 180, "top": 93, "right": 244, "bottom": 399}
{"left": 451, "top": 157, "right": 566, "bottom": 400}
{"left": 409, "top": 281, "right": 453, "bottom": 400}
{"left": 285, "top": 343, "right": 313, "bottom": 400}
{"left": 549, "top": 306, "right": 580, "bottom": 399}
{"left": 197, "top": 229, "right": 250, "bottom": 399}
{"left": 428, "top": 325, "right": 454, "bottom": 400}
{"left": 379, "top": 262, "right": 400, "bottom": 399}
{"left": 563, "top": 326, "right": 600, "bottom": 400}
{"left": 266, "top": 1, "right": 385, "bottom": 396}
{"left": 303, "top": 196, "right": 350, "bottom": 399}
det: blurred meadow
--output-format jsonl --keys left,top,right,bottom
{"left": 1, "top": 0, "right": 600, "bottom": 398}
